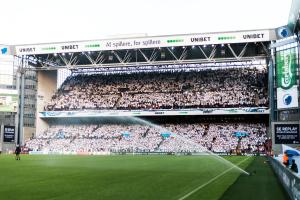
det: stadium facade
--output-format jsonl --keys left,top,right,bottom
{"left": 0, "top": 18, "right": 299, "bottom": 155}
{"left": 0, "top": 2, "right": 299, "bottom": 199}
{"left": 1, "top": 29, "right": 273, "bottom": 152}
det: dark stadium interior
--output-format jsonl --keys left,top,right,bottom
{"left": 45, "top": 115, "right": 269, "bottom": 125}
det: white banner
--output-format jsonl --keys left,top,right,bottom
{"left": 277, "top": 86, "right": 299, "bottom": 109}
{"left": 15, "top": 30, "right": 272, "bottom": 55}
{"left": 38, "top": 107, "right": 269, "bottom": 118}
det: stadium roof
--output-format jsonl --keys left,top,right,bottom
{"left": 16, "top": 29, "right": 273, "bottom": 70}
{"left": 0, "top": 0, "right": 293, "bottom": 45}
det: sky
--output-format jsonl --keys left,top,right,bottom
{"left": 0, "top": 0, "right": 293, "bottom": 45}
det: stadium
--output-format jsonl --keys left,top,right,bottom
{"left": 0, "top": 0, "right": 300, "bottom": 199}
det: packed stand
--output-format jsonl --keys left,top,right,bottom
{"left": 45, "top": 67, "right": 268, "bottom": 111}
{"left": 25, "top": 123, "right": 268, "bottom": 154}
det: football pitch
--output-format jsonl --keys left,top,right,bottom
{"left": 0, "top": 155, "right": 288, "bottom": 200}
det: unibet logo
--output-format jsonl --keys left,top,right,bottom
{"left": 283, "top": 94, "right": 292, "bottom": 106}
{"left": 1, "top": 47, "right": 8, "bottom": 54}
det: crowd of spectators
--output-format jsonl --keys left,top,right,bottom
{"left": 25, "top": 123, "right": 268, "bottom": 154}
{"left": 45, "top": 67, "right": 268, "bottom": 111}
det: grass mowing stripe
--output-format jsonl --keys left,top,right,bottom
{"left": 178, "top": 156, "right": 251, "bottom": 200}
{"left": 219, "top": 157, "right": 290, "bottom": 200}
{"left": 0, "top": 155, "right": 249, "bottom": 200}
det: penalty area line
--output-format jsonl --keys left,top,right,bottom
{"left": 177, "top": 156, "right": 252, "bottom": 200}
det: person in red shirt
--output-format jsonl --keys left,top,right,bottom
{"left": 283, "top": 152, "right": 289, "bottom": 167}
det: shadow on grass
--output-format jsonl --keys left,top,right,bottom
{"left": 220, "top": 156, "right": 290, "bottom": 200}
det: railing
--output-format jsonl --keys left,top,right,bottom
{"left": 268, "top": 157, "right": 300, "bottom": 200}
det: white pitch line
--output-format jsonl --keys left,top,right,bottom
{"left": 178, "top": 156, "right": 252, "bottom": 200}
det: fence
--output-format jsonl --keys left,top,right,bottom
{"left": 268, "top": 157, "right": 300, "bottom": 200}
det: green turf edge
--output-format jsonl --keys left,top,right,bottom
{"left": 176, "top": 156, "right": 254, "bottom": 200}
{"left": 0, "top": 155, "right": 254, "bottom": 200}
{"left": 219, "top": 156, "right": 290, "bottom": 200}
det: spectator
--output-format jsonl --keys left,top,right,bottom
{"left": 25, "top": 123, "right": 268, "bottom": 154}
{"left": 283, "top": 151, "right": 289, "bottom": 167}
{"left": 290, "top": 159, "right": 298, "bottom": 173}
{"left": 45, "top": 67, "right": 268, "bottom": 111}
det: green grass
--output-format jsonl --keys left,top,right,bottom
{"left": 0, "top": 155, "right": 258, "bottom": 200}
{"left": 220, "top": 156, "right": 289, "bottom": 200}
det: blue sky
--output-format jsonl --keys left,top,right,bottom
{"left": 0, "top": 0, "right": 292, "bottom": 45}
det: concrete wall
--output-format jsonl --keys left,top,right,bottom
{"left": 269, "top": 157, "right": 300, "bottom": 200}
{"left": 35, "top": 70, "right": 57, "bottom": 136}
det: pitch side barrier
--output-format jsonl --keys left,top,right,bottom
{"left": 268, "top": 157, "right": 300, "bottom": 200}
{"left": 27, "top": 151, "right": 208, "bottom": 155}
{"left": 39, "top": 107, "right": 269, "bottom": 118}
{"left": 28, "top": 151, "right": 265, "bottom": 156}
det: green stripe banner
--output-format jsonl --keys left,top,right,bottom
{"left": 276, "top": 48, "right": 299, "bottom": 109}
{"left": 276, "top": 48, "right": 297, "bottom": 90}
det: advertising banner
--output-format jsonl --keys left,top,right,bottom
{"left": 277, "top": 86, "right": 298, "bottom": 109}
{"left": 276, "top": 48, "right": 299, "bottom": 109}
{"left": 15, "top": 30, "right": 272, "bottom": 55}
{"left": 0, "top": 46, "right": 12, "bottom": 56}
{"left": 274, "top": 123, "right": 300, "bottom": 144}
{"left": 39, "top": 107, "right": 269, "bottom": 118}
{"left": 0, "top": 89, "right": 18, "bottom": 112}
{"left": 3, "top": 125, "right": 15, "bottom": 143}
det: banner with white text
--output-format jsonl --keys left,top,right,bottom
{"left": 15, "top": 30, "right": 272, "bottom": 55}
{"left": 276, "top": 48, "right": 299, "bottom": 109}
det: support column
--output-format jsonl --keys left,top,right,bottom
{"left": 16, "top": 56, "right": 25, "bottom": 146}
